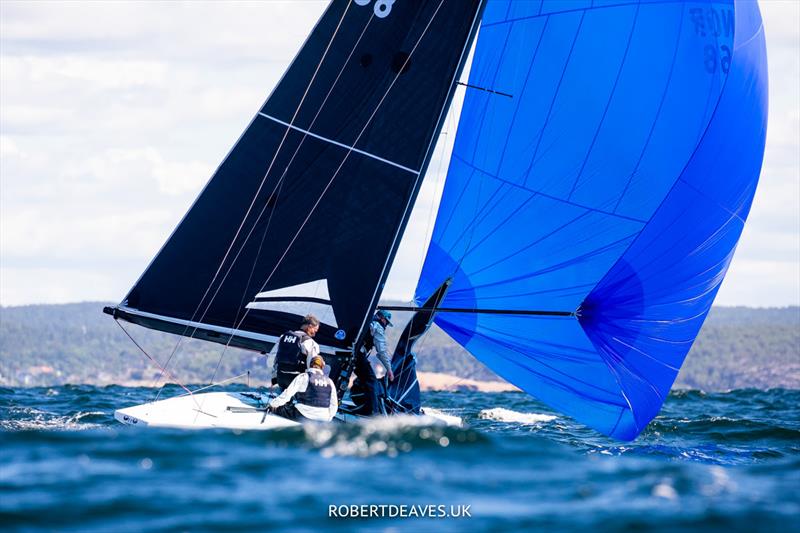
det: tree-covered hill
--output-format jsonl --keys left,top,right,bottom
{"left": 0, "top": 302, "right": 797, "bottom": 390}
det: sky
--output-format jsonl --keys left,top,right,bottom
{"left": 1, "top": 0, "right": 798, "bottom": 308}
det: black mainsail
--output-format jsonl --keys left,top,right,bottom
{"left": 106, "top": 0, "right": 484, "bottom": 363}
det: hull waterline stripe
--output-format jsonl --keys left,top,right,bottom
{"left": 258, "top": 112, "right": 420, "bottom": 175}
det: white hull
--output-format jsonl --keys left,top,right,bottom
{"left": 115, "top": 392, "right": 299, "bottom": 430}
{"left": 115, "top": 391, "right": 461, "bottom": 430}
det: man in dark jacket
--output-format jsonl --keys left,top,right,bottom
{"left": 271, "top": 314, "right": 320, "bottom": 390}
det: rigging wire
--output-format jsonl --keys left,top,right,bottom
{"left": 388, "top": 100, "right": 461, "bottom": 408}
{"left": 455, "top": 81, "right": 513, "bottom": 98}
{"left": 114, "top": 319, "right": 198, "bottom": 404}
{"left": 202, "top": 9, "right": 378, "bottom": 389}
{"left": 391, "top": 302, "right": 419, "bottom": 407}
{"left": 150, "top": 1, "right": 356, "bottom": 399}
{"left": 204, "top": 177, "right": 286, "bottom": 391}
{"left": 413, "top": 101, "right": 454, "bottom": 293}
{"left": 183, "top": 370, "right": 255, "bottom": 396}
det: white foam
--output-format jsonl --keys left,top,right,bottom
{"left": 1, "top": 410, "right": 107, "bottom": 431}
{"left": 307, "top": 412, "right": 463, "bottom": 458}
{"left": 478, "top": 407, "right": 556, "bottom": 424}
{"left": 355, "top": 412, "right": 457, "bottom": 432}
{"left": 652, "top": 480, "right": 679, "bottom": 500}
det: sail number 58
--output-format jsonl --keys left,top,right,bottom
{"left": 354, "top": 0, "right": 395, "bottom": 18}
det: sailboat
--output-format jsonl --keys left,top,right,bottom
{"left": 106, "top": 0, "right": 767, "bottom": 440}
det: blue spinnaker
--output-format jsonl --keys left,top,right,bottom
{"left": 416, "top": 0, "right": 768, "bottom": 440}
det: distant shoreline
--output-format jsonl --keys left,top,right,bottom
{"left": 3, "top": 302, "right": 799, "bottom": 390}
{"left": 9, "top": 372, "right": 521, "bottom": 393}
{"left": 417, "top": 371, "right": 519, "bottom": 392}
{"left": 5, "top": 378, "right": 797, "bottom": 393}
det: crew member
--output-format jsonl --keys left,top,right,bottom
{"left": 271, "top": 314, "right": 320, "bottom": 390}
{"left": 355, "top": 309, "right": 394, "bottom": 414}
{"left": 268, "top": 355, "right": 338, "bottom": 422}
{"left": 369, "top": 309, "right": 394, "bottom": 383}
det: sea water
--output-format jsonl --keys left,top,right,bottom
{"left": 1, "top": 386, "right": 798, "bottom": 532}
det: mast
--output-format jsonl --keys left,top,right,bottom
{"left": 336, "top": 0, "right": 487, "bottom": 401}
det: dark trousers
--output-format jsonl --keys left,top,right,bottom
{"left": 277, "top": 371, "right": 299, "bottom": 391}
{"left": 353, "top": 353, "right": 386, "bottom": 415}
{"left": 271, "top": 403, "right": 301, "bottom": 421}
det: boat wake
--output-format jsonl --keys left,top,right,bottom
{"left": 478, "top": 407, "right": 556, "bottom": 425}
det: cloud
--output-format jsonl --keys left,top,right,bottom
{"left": 0, "top": 1, "right": 798, "bottom": 308}
{"left": 0, "top": 135, "right": 20, "bottom": 157}
{"left": 0, "top": 1, "right": 321, "bottom": 307}
{"left": 1, "top": 143, "right": 212, "bottom": 265}
{"left": 0, "top": 266, "right": 127, "bottom": 306}
{"left": 716, "top": 258, "right": 800, "bottom": 307}
{"left": 4, "top": 56, "right": 168, "bottom": 90}
{"left": 67, "top": 147, "right": 213, "bottom": 195}
{"left": 0, "top": 1, "right": 326, "bottom": 62}
{"left": 722, "top": 0, "right": 800, "bottom": 306}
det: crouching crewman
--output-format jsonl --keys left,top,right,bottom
{"left": 268, "top": 355, "right": 337, "bottom": 422}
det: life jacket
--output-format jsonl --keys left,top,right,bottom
{"left": 275, "top": 330, "right": 310, "bottom": 389}
{"left": 296, "top": 370, "right": 332, "bottom": 408}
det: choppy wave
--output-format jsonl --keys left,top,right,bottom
{"left": 478, "top": 407, "right": 557, "bottom": 424}
{"left": 303, "top": 419, "right": 484, "bottom": 459}
{"left": 1, "top": 406, "right": 111, "bottom": 431}
{"left": 1, "top": 386, "right": 798, "bottom": 532}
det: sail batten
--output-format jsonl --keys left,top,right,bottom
{"left": 256, "top": 113, "right": 421, "bottom": 175}
{"left": 378, "top": 306, "right": 574, "bottom": 317}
